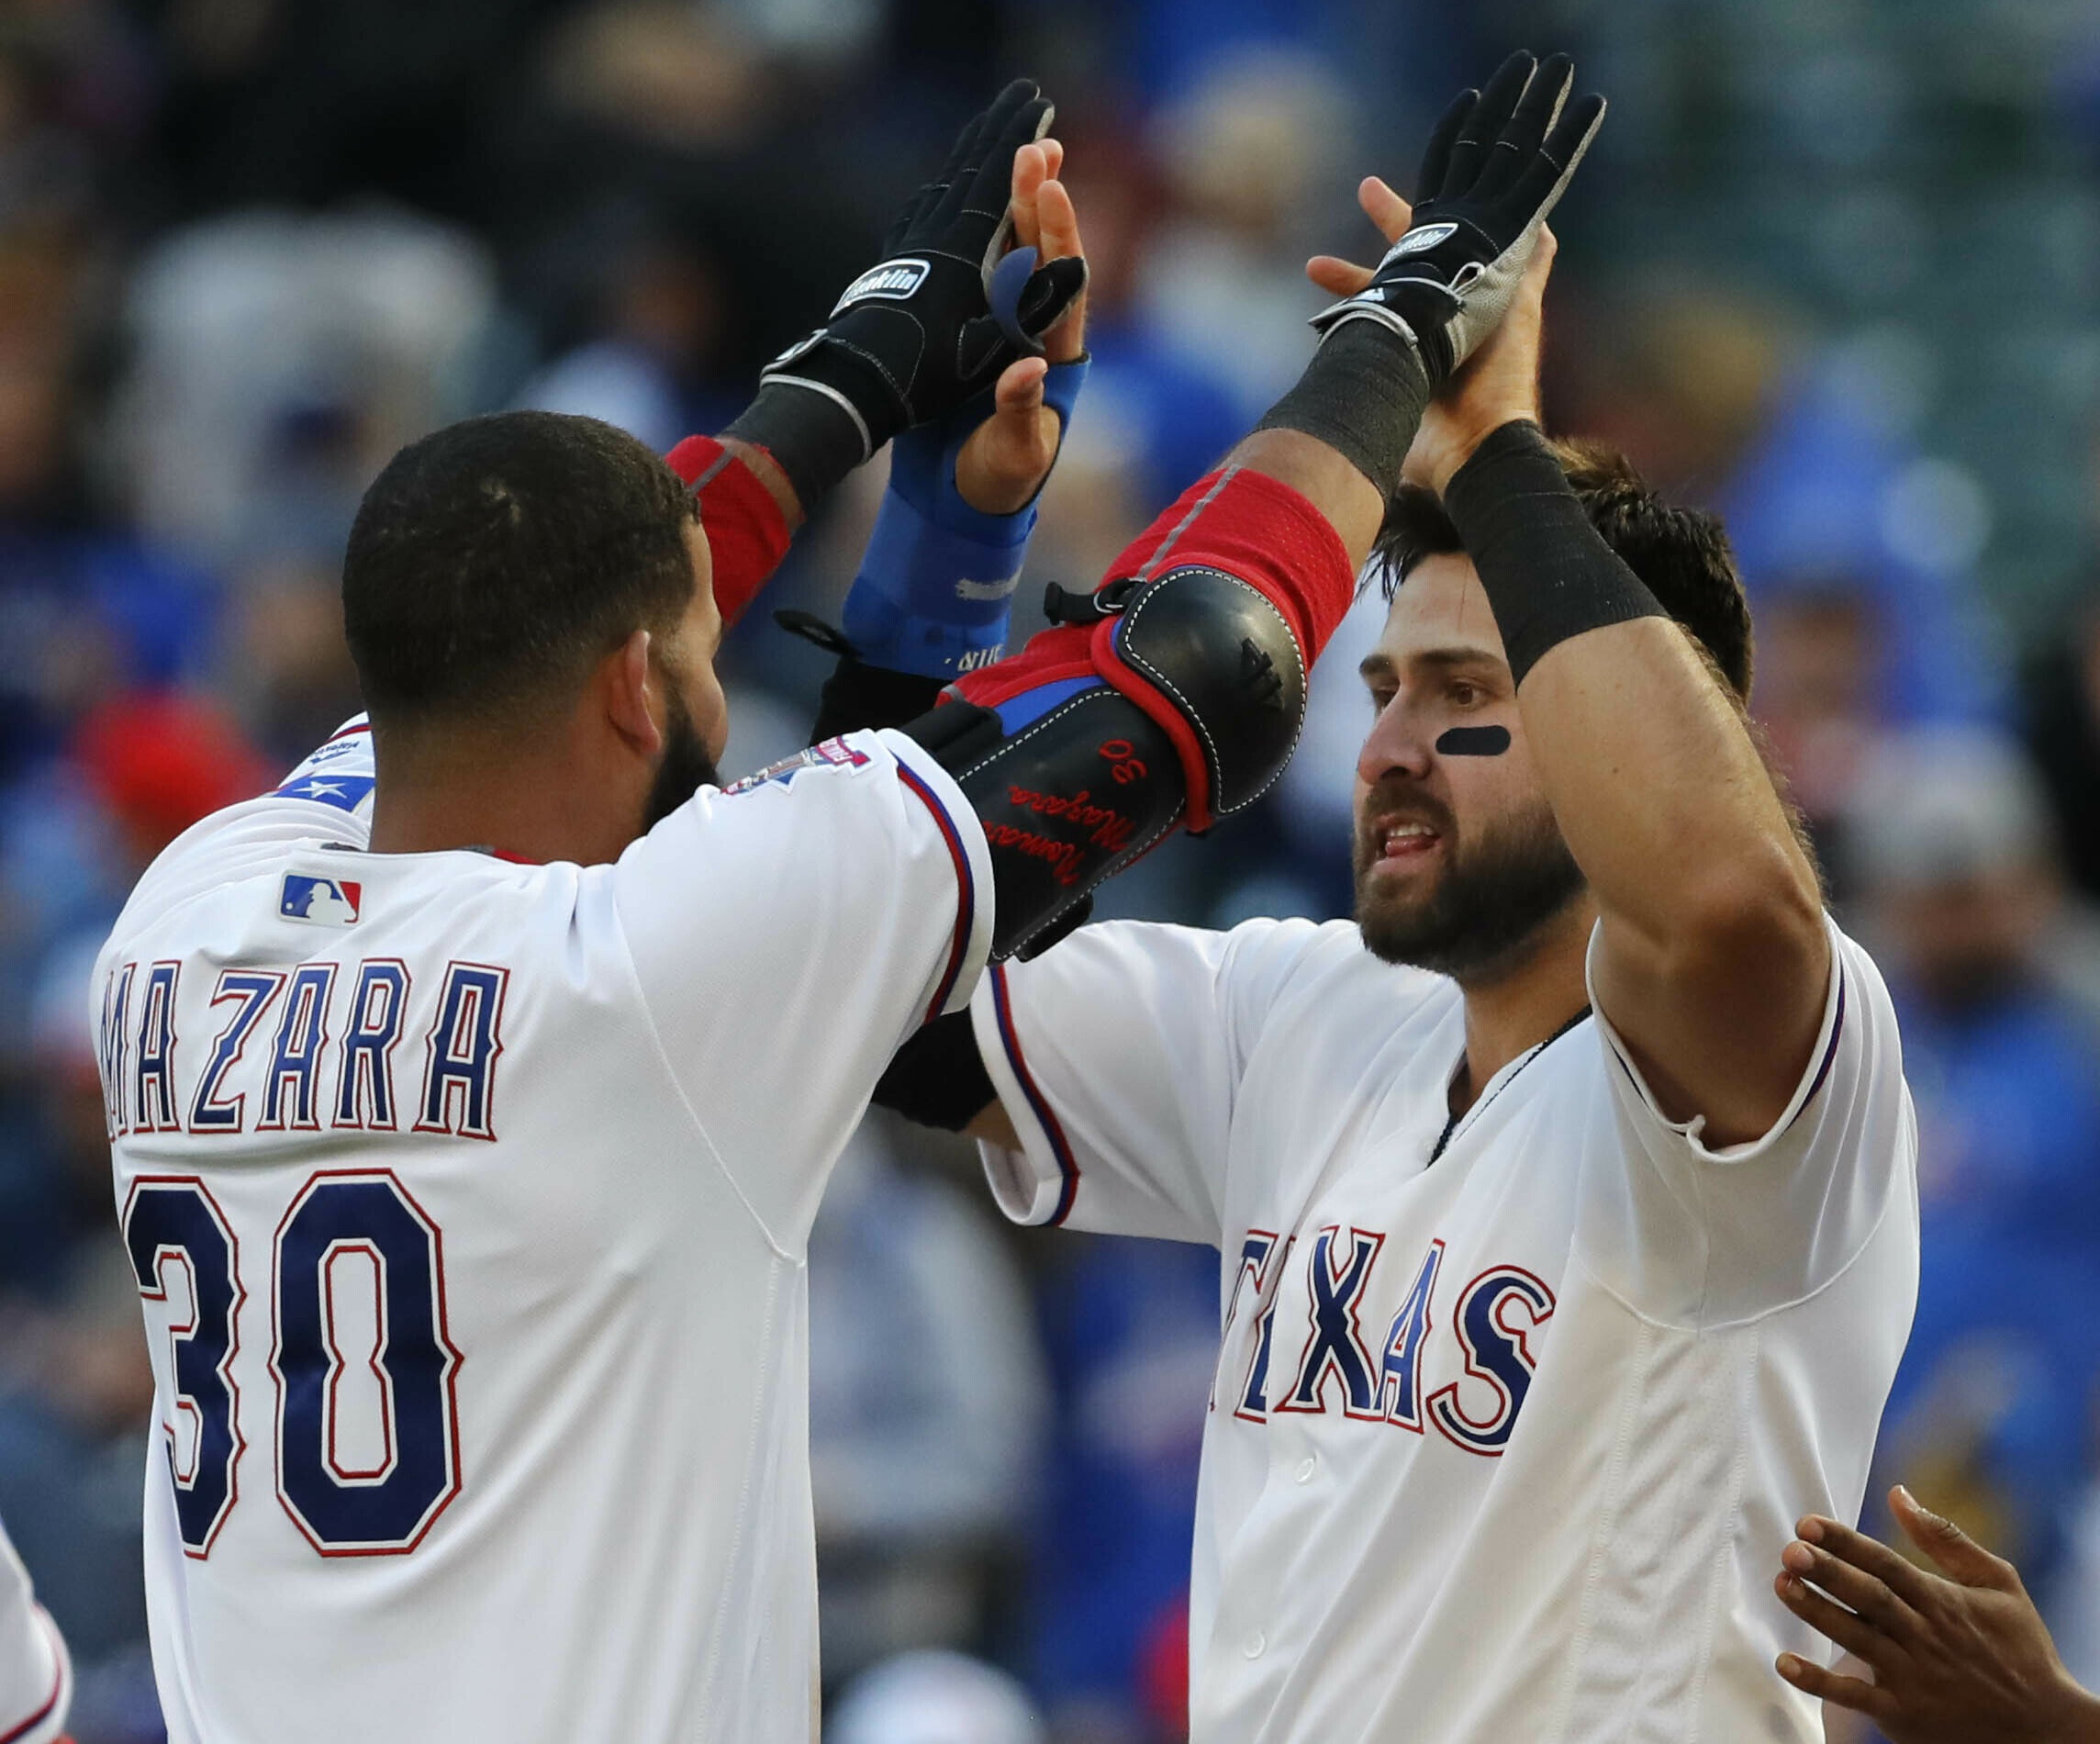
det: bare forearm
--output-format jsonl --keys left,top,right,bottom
{"left": 1440, "top": 419, "right": 1825, "bottom": 1134}
{"left": 1520, "top": 618, "right": 1817, "bottom": 960}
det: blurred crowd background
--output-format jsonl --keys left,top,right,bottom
{"left": 2, "top": 0, "right": 2099, "bottom": 1738}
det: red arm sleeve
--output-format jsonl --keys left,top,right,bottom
{"left": 665, "top": 436, "right": 794, "bottom": 630}
{"left": 955, "top": 465, "right": 1356, "bottom": 710}
{"left": 950, "top": 464, "right": 1357, "bottom": 829}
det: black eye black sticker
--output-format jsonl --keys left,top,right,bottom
{"left": 1435, "top": 725, "right": 1511, "bottom": 757}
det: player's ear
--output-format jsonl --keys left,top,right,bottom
{"left": 603, "top": 628, "right": 665, "bottom": 758}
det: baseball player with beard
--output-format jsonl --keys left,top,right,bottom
{"left": 92, "top": 61, "right": 1606, "bottom": 1741}
{"left": 868, "top": 66, "right": 1921, "bottom": 1743}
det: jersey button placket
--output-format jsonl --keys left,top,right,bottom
{"left": 1293, "top": 1455, "right": 1317, "bottom": 1483}
{"left": 1243, "top": 1630, "right": 1266, "bottom": 1660}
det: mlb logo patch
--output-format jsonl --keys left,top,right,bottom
{"left": 281, "top": 875, "right": 362, "bottom": 926}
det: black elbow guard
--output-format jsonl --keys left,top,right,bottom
{"left": 1095, "top": 564, "right": 1307, "bottom": 827}
{"left": 904, "top": 564, "right": 1308, "bottom": 960}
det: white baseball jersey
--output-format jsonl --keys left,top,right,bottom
{"left": 0, "top": 1515, "right": 70, "bottom": 1744}
{"left": 95, "top": 717, "right": 992, "bottom": 1744}
{"left": 971, "top": 915, "right": 1917, "bottom": 1742}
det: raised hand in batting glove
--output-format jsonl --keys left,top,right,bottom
{"left": 838, "top": 138, "right": 1090, "bottom": 682}
{"left": 758, "top": 81, "right": 1088, "bottom": 467}
{"left": 1312, "top": 51, "right": 1603, "bottom": 387}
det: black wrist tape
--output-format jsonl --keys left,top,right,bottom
{"left": 873, "top": 1009, "right": 997, "bottom": 1132}
{"left": 724, "top": 383, "right": 866, "bottom": 514}
{"left": 1255, "top": 321, "right": 1431, "bottom": 509}
{"left": 808, "top": 658, "right": 946, "bottom": 746}
{"left": 1442, "top": 420, "right": 1667, "bottom": 688}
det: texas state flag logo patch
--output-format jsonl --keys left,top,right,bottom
{"left": 280, "top": 875, "right": 362, "bottom": 926}
{"left": 274, "top": 772, "right": 376, "bottom": 811}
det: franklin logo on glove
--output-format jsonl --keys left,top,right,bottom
{"left": 1387, "top": 221, "right": 1458, "bottom": 257}
{"left": 832, "top": 259, "right": 933, "bottom": 312}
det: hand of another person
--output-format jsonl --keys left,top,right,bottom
{"left": 954, "top": 137, "right": 1088, "bottom": 515}
{"left": 1774, "top": 1484, "right": 2100, "bottom": 1743}
{"left": 1310, "top": 189, "right": 1556, "bottom": 496}
{"left": 761, "top": 80, "right": 1088, "bottom": 460}
{"left": 1301, "top": 52, "right": 1600, "bottom": 391}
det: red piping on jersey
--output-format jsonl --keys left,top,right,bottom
{"left": 988, "top": 964, "right": 1081, "bottom": 1225}
{"left": 485, "top": 848, "right": 542, "bottom": 866}
{"left": 0, "top": 1612, "right": 65, "bottom": 1744}
{"left": 325, "top": 722, "right": 372, "bottom": 741}
{"left": 895, "top": 765, "right": 976, "bottom": 1023}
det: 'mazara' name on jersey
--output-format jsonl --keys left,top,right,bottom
{"left": 96, "top": 955, "right": 509, "bottom": 1143}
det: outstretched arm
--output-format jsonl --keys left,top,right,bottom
{"left": 1774, "top": 1486, "right": 2100, "bottom": 1743}
{"left": 664, "top": 80, "right": 1090, "bottom": 632}
{"left": 863, "top": 54, "right": 1607, "bottom": 1138}
{"left": 1312, "top": 155, "right": 1821, "bottom": 1144}
{"left": 1421, "top": 299, "right": 1824, "bottom": 1144}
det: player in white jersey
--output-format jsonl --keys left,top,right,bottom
{"left": 93, "top": 64, "right": 1586, "bottom": 1742}
{"left": 866, "top": 68, "right": 1919, "bottom": 1744}
{"left": 0, "top": 1515, "right": 71, "bottom": 1744}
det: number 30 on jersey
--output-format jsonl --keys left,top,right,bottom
{"left": 121, "top": 1169, "right": 463, "bottom": 1558}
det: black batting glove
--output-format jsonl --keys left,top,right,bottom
{"left": 762, "top": 80, "right": 1089, "bottom": 461}
{"left": 1312, "top": 52, "right": 1605, "bottom": 386}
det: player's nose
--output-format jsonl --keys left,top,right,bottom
{"left": 1356, "top": 698, "right": 1435, "bottom": 788}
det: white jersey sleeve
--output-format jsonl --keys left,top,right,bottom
{"left": 0, "top": 1517, "right": 69, "bottom": 1744}
{"left": 108, "top": 715, "right": 378, "bottom": 938}
{"left": 966, "top": 917, "right": 1327, "bottom": 1243}
{"left": 615, "top": 728, "right": 992, "bottom": 1248}
{"left": 1580, "top": 913, "right": 1916, "bottom": 1325}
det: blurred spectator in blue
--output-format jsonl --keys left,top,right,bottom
{"left": 1563, "top": 292, "right": 2009, "bottom": 734}
{"left": 111, "top": 208, "right": 497, "bottom": 565}
{"left": 1029, "top": 1235, "right": 1216, "bottom": 1744}
{"left": 517, "top": 231, "right": 743, "bottom": 454}
{"left": 1043, "top": 121, "right": 1238, "bottom": 519}
{"left": 0, "top": 228, "right": 221, "bottom": 788}
{"left": 1134, "top": 48, "right": 1350, "bottom": 429}
{"left": 810, "top": 1118, "right": 1049, "bottom": 1693}
{"left": 1848, "top": 727, "right": 2100, "bottom": 1600}
{"left": 1725, "top": 353, "right": 2008, "bottom": 729}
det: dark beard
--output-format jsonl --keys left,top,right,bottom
{"left": 1354, "top": 792, "right": 1586, "bottom": 984}
{"left": 642, "top": 689, "right": 722, "bottom": 830}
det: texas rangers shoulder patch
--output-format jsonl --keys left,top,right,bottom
{"left": 722, "top": 736, "right": 876, "bottom": 796}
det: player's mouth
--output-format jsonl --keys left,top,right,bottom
{"left": 1378, "top": 821, "right": 1440, "bottom": 859}
{"left": 1358, "top": 812, "right": 1447, "bottom": 878}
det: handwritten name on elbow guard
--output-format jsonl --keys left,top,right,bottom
{"left": 1003, "top": 786, "right": 1136, "bottom": 852}
{"left": 982, "top": 822, "right": 1088, "bottom": 885}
